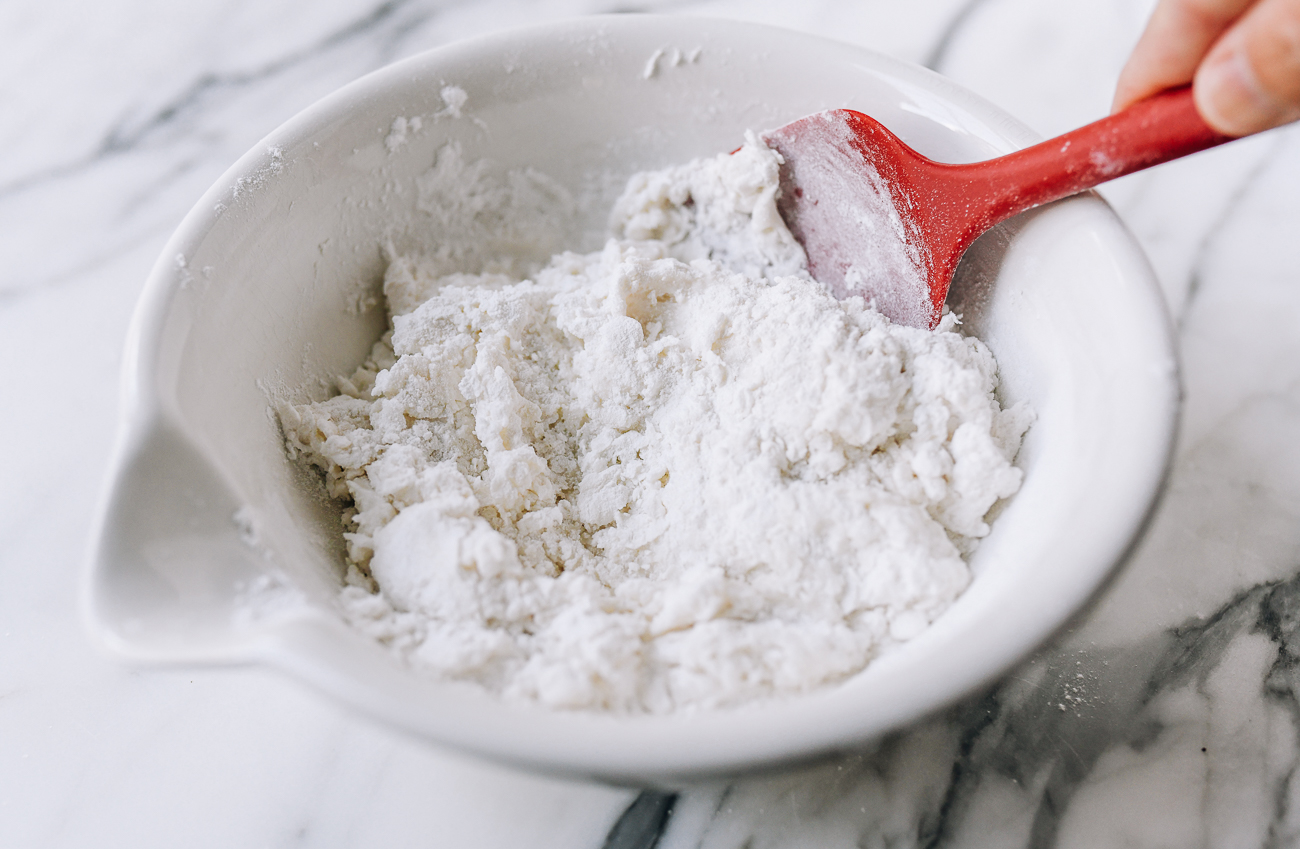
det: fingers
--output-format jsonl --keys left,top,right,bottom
{"left": 1195, "top": 0, "right": 1300, "bottom": 134}
{"left": 1114, "top": 0, "right": 1255, "bottom": 112}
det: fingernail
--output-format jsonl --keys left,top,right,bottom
{"left": 1197, "top": 48, "right": 1281, "bottom": 136}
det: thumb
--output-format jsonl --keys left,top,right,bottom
{"left": 1195, "top": 0, "right": 1300, "bottom": 135}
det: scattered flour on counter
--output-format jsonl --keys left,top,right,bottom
{"left": 281, "top": 137, "right": 1032, "bottom": 714}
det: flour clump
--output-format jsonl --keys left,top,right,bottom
{"left": 282, "top": 137, "right": 1032, "bottom": 714}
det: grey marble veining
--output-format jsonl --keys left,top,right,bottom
{"left": 5, "top": 0, "right": 1300, "bottom": 846}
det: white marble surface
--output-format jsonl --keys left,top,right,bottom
{"left": 5, "top": 0, "right": 1300, "bottom": 846}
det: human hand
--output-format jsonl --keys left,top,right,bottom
{"left": 1114, "top": 0, "right": 1300, "bottom": 136}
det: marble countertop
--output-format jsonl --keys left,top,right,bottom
{"left": 6, "top": 0, "right": 1300, "bottom": 846}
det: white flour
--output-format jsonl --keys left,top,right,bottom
{"left": 281, "top": 137, "right": 1031, "bottom": 713}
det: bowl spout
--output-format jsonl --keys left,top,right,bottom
{"left": 86, "top": 416, "right": 270, "bottom": 663}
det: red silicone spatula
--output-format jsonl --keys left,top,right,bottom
{"left": 762, "top": 85, "right": 1234, "bottom": 329}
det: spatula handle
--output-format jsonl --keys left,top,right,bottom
{"left": 970, "top": 85, "right": 1234, "bottom": 222}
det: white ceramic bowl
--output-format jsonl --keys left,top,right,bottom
{"left": 85, "top": 15, "right": 1178, "bottom": 784}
